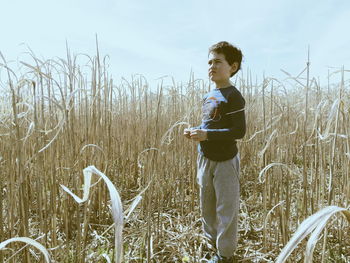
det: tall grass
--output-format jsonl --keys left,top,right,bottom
{"left": 0, "top": 47, "right": 349, "bottom": 262}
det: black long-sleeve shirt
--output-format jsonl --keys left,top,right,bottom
{"left": 198, "top": 85, "right": 246, "bottom": 161}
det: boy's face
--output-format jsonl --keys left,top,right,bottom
{"left": 208, "top": 52, "right": 237, "bottom": 83}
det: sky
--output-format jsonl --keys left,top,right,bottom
{"left": 1, "top": 0, "right": 350, "bottom": 88}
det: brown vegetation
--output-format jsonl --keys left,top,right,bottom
{"left": 0, "top": 48, "right": 349, "bottom": 262}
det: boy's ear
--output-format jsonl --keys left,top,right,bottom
{"left": 231, "top": 62, "right": 239, "bottom": 74}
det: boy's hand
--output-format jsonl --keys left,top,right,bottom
{"left": 183, "top": 128, "right": 192, "bottom": 139}
{"left": 190, "top": 129, "right": 208, "bottom": 141}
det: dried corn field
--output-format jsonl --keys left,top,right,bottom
{"left": 0, "top": 49, "right": 350, "bottom": 263}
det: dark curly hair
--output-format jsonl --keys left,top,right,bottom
{"left": 209, "top": 41, "right": 243, "bottom": 77}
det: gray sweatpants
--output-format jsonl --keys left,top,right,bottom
{"left": 197, "top": 153, "right": 240, "bottom": 258}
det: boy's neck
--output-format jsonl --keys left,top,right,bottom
{"left": 214, "top": 80, "right": 232, "bottom": 89}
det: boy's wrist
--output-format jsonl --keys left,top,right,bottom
{"left": 203, "top": 129, "right": 208, "bottom": 141}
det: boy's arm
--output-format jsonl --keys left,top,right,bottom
{"left": 205, "top": 94, "right": 246, "bottom": 140}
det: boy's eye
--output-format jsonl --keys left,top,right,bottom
{"left": 208, "top": 61, "right": 220, "bottom": 65}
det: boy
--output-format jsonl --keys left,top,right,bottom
{"left": 184, "top": 41, "right": 246, "bottom": 263}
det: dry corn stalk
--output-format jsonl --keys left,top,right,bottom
{"left": 276, "top": 206, "right": 350, "bottom": 263}
{"left": 61, "top": 165, "right": 123, "bottom": 263}
{"left": 0, "top": 237, "right": 51, "bottom": 263}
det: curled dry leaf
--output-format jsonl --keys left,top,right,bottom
{"left": 61, "top": 165, "right": 123, "bottom": 263}
{"left": 0, "top": 237, "right": 51, "bottom": 263}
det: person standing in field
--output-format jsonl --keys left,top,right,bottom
{"left": 184, "top": 41, "right": 246, "bottom": 263}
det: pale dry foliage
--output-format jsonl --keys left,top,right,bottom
{"left": 0, "top": 47, "right": 349, "bottom": 262}
{"left": 276, "top": 205, "right": 350, "bottom": 263}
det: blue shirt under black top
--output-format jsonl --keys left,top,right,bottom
{"left": 198, "top": 85, "right": 246, "bottom": 161}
